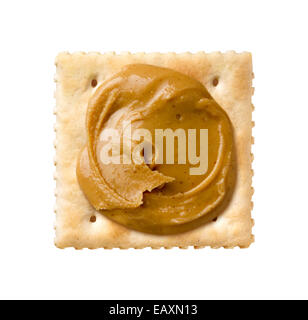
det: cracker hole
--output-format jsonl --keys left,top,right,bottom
{"left": 91, "top": 79, "right": 97, "bottom": 88}
{"left": 212, "top": 77, "right": 219, "bottom": 87}
{"left": 212, "top": 217, "right": 217, "bottom": 222}
{"left": 176, "top": 114, "right": 182, "bottom": 120}
{"left": 90, "top": 215, "right": 96, "bottom": 223}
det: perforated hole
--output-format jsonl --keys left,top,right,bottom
{"left": 176, "top": 114, "right": 182, "bottom": 120}
{"left": 90, "top": 215, "right": 96, "bottom": 223}
{"left": 212, "top": 77, "right": 219, "bottom": 87}
{"left": 91, "top": 79, "right": 97, "bottom": 88}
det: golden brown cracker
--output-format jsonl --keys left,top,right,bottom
{"left": 54, "top": 52, "right": 254, "bottom": 249}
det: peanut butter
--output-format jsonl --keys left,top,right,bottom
{"left": 77, "top": 64, "right": 235, "bottom": 234}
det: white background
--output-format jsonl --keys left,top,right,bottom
{"left": 0, "top": 0, "right": 307, "bottom": 300}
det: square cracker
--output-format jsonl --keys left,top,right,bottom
{"left": 54, "top": 51, "right": 254, "bottom": 249}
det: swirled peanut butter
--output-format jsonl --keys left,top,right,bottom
{"left": 77, "top": 64, "right": 235, "bottom": 234}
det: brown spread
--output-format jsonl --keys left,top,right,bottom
{"left": 77, "top": 64, "right": 235, "bottom": 234}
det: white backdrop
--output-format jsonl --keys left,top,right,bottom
{"left": 0, "top": 0, "right": 307, "bottom": 299}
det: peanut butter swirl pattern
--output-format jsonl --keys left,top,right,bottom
{"left": 77, "top": 64, "right": 235, "bottom": 234}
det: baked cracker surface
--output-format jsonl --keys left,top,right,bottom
{"left": 54, "top": 51, "right": 254, "bottom": 249}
